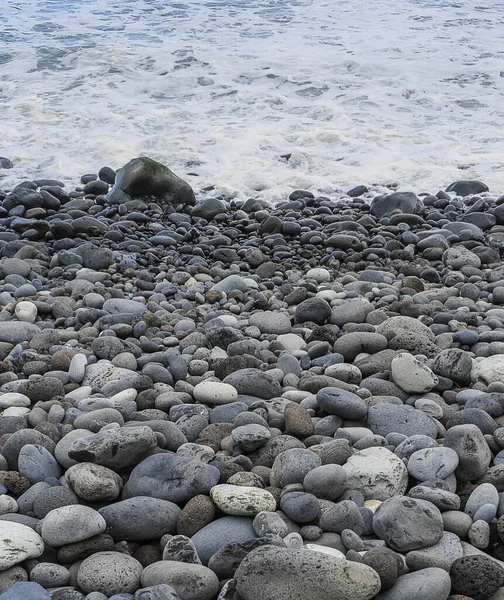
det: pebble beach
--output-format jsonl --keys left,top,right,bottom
{"left": 0, "top": 157, "right": 504, "bottom": 599}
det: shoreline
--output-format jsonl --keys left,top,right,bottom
{"left": 0, "top": 160, "right": 503, "bottom": 598}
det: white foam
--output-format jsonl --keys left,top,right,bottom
{"left": 1, "top": 0, "right": 504, "bottom": 201}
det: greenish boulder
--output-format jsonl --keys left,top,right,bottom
{"left": 106, "top": 157, "right": 196, "bottom": 207}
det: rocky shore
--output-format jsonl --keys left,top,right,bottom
{"left": 0, "top": 157, "right": 504, "bottom": 599}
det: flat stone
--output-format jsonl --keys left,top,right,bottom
{"left": 391, "top": 353, "right": 439, "bottom": 394}
{"left": 193, "top": 382, "right": 238, "bottom": 405}
{"left": 407, "top": 447, "right": 460, "bottom": 482}
{"left": 40, "top": 505, "right": 106, "bottom": 547}
{"left": 191, "top": 516, "right": 257, "bottom": 565}
{"left": 368, "top": 403, "right": 438, "bottom": 439}
{"left": 375, "top": 567, "right": 451, "bottom": 600}
{"left": 249, "top": 311, "right": 291, "bottom": 334}
{"left": 141, "top": 561, "right": 218, "bottom": 600}
{"left": 0, "top": 322, "right": 39, "bottom": 345}
{"left": 122, "top": 454, "right": 220, "bottom": 503}
{"left": 100, "top": 497, "right": 179, "bottom": 541}
{"left": 0, "top": 522, "right": 44, "bottom": 570}
{"left": 235, "top": 546, "right": 381, "bottom": 600}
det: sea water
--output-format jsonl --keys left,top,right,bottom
{"left": 1, "top": 0, "right": 503, "bottom": 202}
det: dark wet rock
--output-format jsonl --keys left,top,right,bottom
{"left": 370, "top": 192, "right": 423, "bottom": 218}
{"left": 106, "top": 157, "right": 196, "bottom": 207}
{"left": 446, "top": 180, "right": 489, "bottom": 196}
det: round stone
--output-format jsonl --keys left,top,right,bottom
{"left": 316, "top": 387, "right": 368, "bottom": 420}
{"left": 372, "top": 496, "right": 443, "bottom": 552}
{"left": 280, "top": 491, "right": 320, "bottom": 523}
{"left": 270, "top": 448, "right": 321, "bottom": 488}
{"left": 249, "top": 311, "right": 291, "bottom": 334}
{"left": 391, "top": 353, "right": 439, "bottom": 394}
{"left": 65, "top": 462, "right": 123, "bottom": 502}
{"left": 303, "top": 464, "right": 347, "bottom": 501}
{"left": 141, "top": 562, "right": 219, "bottom": 600}
{"left": 343, "top": 447, "right": 408, "bottom": 501}
{"left": 14, "top": 301, "right": 37, "bottom": 323}
{"left": 407, "top": 447, "right": 459, "bottom": 482}
{"left": 30, "top": 563, "right": 70, "bottom": 588}
{"left": 305, "top": 268, "right": 331, "bottom": 283}
{"left": 0, "top": 522, "right": 44, "bottom": 570}
{"left": 40, "top": 505, "right": 106, "bottom": 547}
{"left": 193, "top": 381, "right": 238, "bottom": 405}
{"left": 210, "top": 484, "right": 276, "bottom": 516}
{"left": 376, "top": 567, "right": 451, "bottom": 600}
{"left": 99, "top": 497, "right": 180, "bottom": 541}
{"left": 123, "top": 454, "right": 220, "bottom": 503}
{"left": 77, "top": 551, "right": 143, "bottom": 596}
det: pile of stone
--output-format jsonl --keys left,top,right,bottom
{"left": 0, "top": 156, "right": 503, "bottom": 599}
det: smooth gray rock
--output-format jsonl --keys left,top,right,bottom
{"left": 18, "top": 444, "right": 61, "bottom": 483}
{"left": 122, "top": 453, "right": 220, "bottom": 503}
{"left": 141, "top": 562, "right": 218, "bottom": 600}
{"left": 0, "top": 322, "right": 39, "bottom": 344}
{"left": 330, "top": 299, "right": 374, "bottom": 326}
{"left": 445, "top": 180, "right": 489, "bottom": 196}
{"left": 2, "top": 430, "right": 56, "bottom": 471}
{"left": 191, "top": 517, "right": 257, "bottom": 565}
{"left": 41, "top": 505, "right": 106, "bottom": 547}
{"left": 134, "top": 585, "right": 181, "bottom": 600}
{"left": 370, "top": 192, "right": 423, "bottom": 217}
{"left": 303, "top": 464, "right": 347, "bottom": 501}
{"left": 375, "top": 567, "right": 451, "bottom": 600}
{"left": 234, "top": 546, "right": 381, "bottom": 600}
{"left": 367, "top": 404, "right": 438, "bottom": 439}
{"left": 99, "top": 497, "right": 180, "bottom": 541}
{"left": 30, "top": 562, "right": 70, "bottom": 588}
{"left": 372, "top": 496, "right": 443, "bottom": 551}
{"left": 444, "top": 424, "right": 491, "bottom": 482}
{"left": 249, "top": 311, "right": 291, "bottom": 334}
{"left": 407, "top": 447, "right": 459, "bottom": 481}
{"left": 0, "top": 582, "right": 50, "bottom": 600}
{"left": 106, "top": 157, "right": 196, "bottom": 206}
{"left": 223, "top": 369, "right": 282, "bottom": 399}
{"left": 316, "top": 387, "right": 367, "bottom": 420}
{"left": 270, "top": 448, "right": 321, "bottom": 488}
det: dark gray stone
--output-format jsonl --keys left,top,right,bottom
{"left": 372, "top": 496, "right": 443, "bottom": 552}
{"left": 122, "top": 453, "right": 220, "bottom": 503}
{"left": 99, "top": 497, "right": 180, "bottom": 541}
{"left": 191, "top": 516, "right": 257, "bottom": 565}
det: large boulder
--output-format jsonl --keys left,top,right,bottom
{"left": 370, "top": 192, "right": 423, "bottom": 218}
{"left": 234, "top": 546, "right": 381, "bottom": 600}
{"left": 445, "top": 180, "right": 489, "bottom": 196}
{"left": 106, "top": 157, "right": 196, "bottom": 207}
